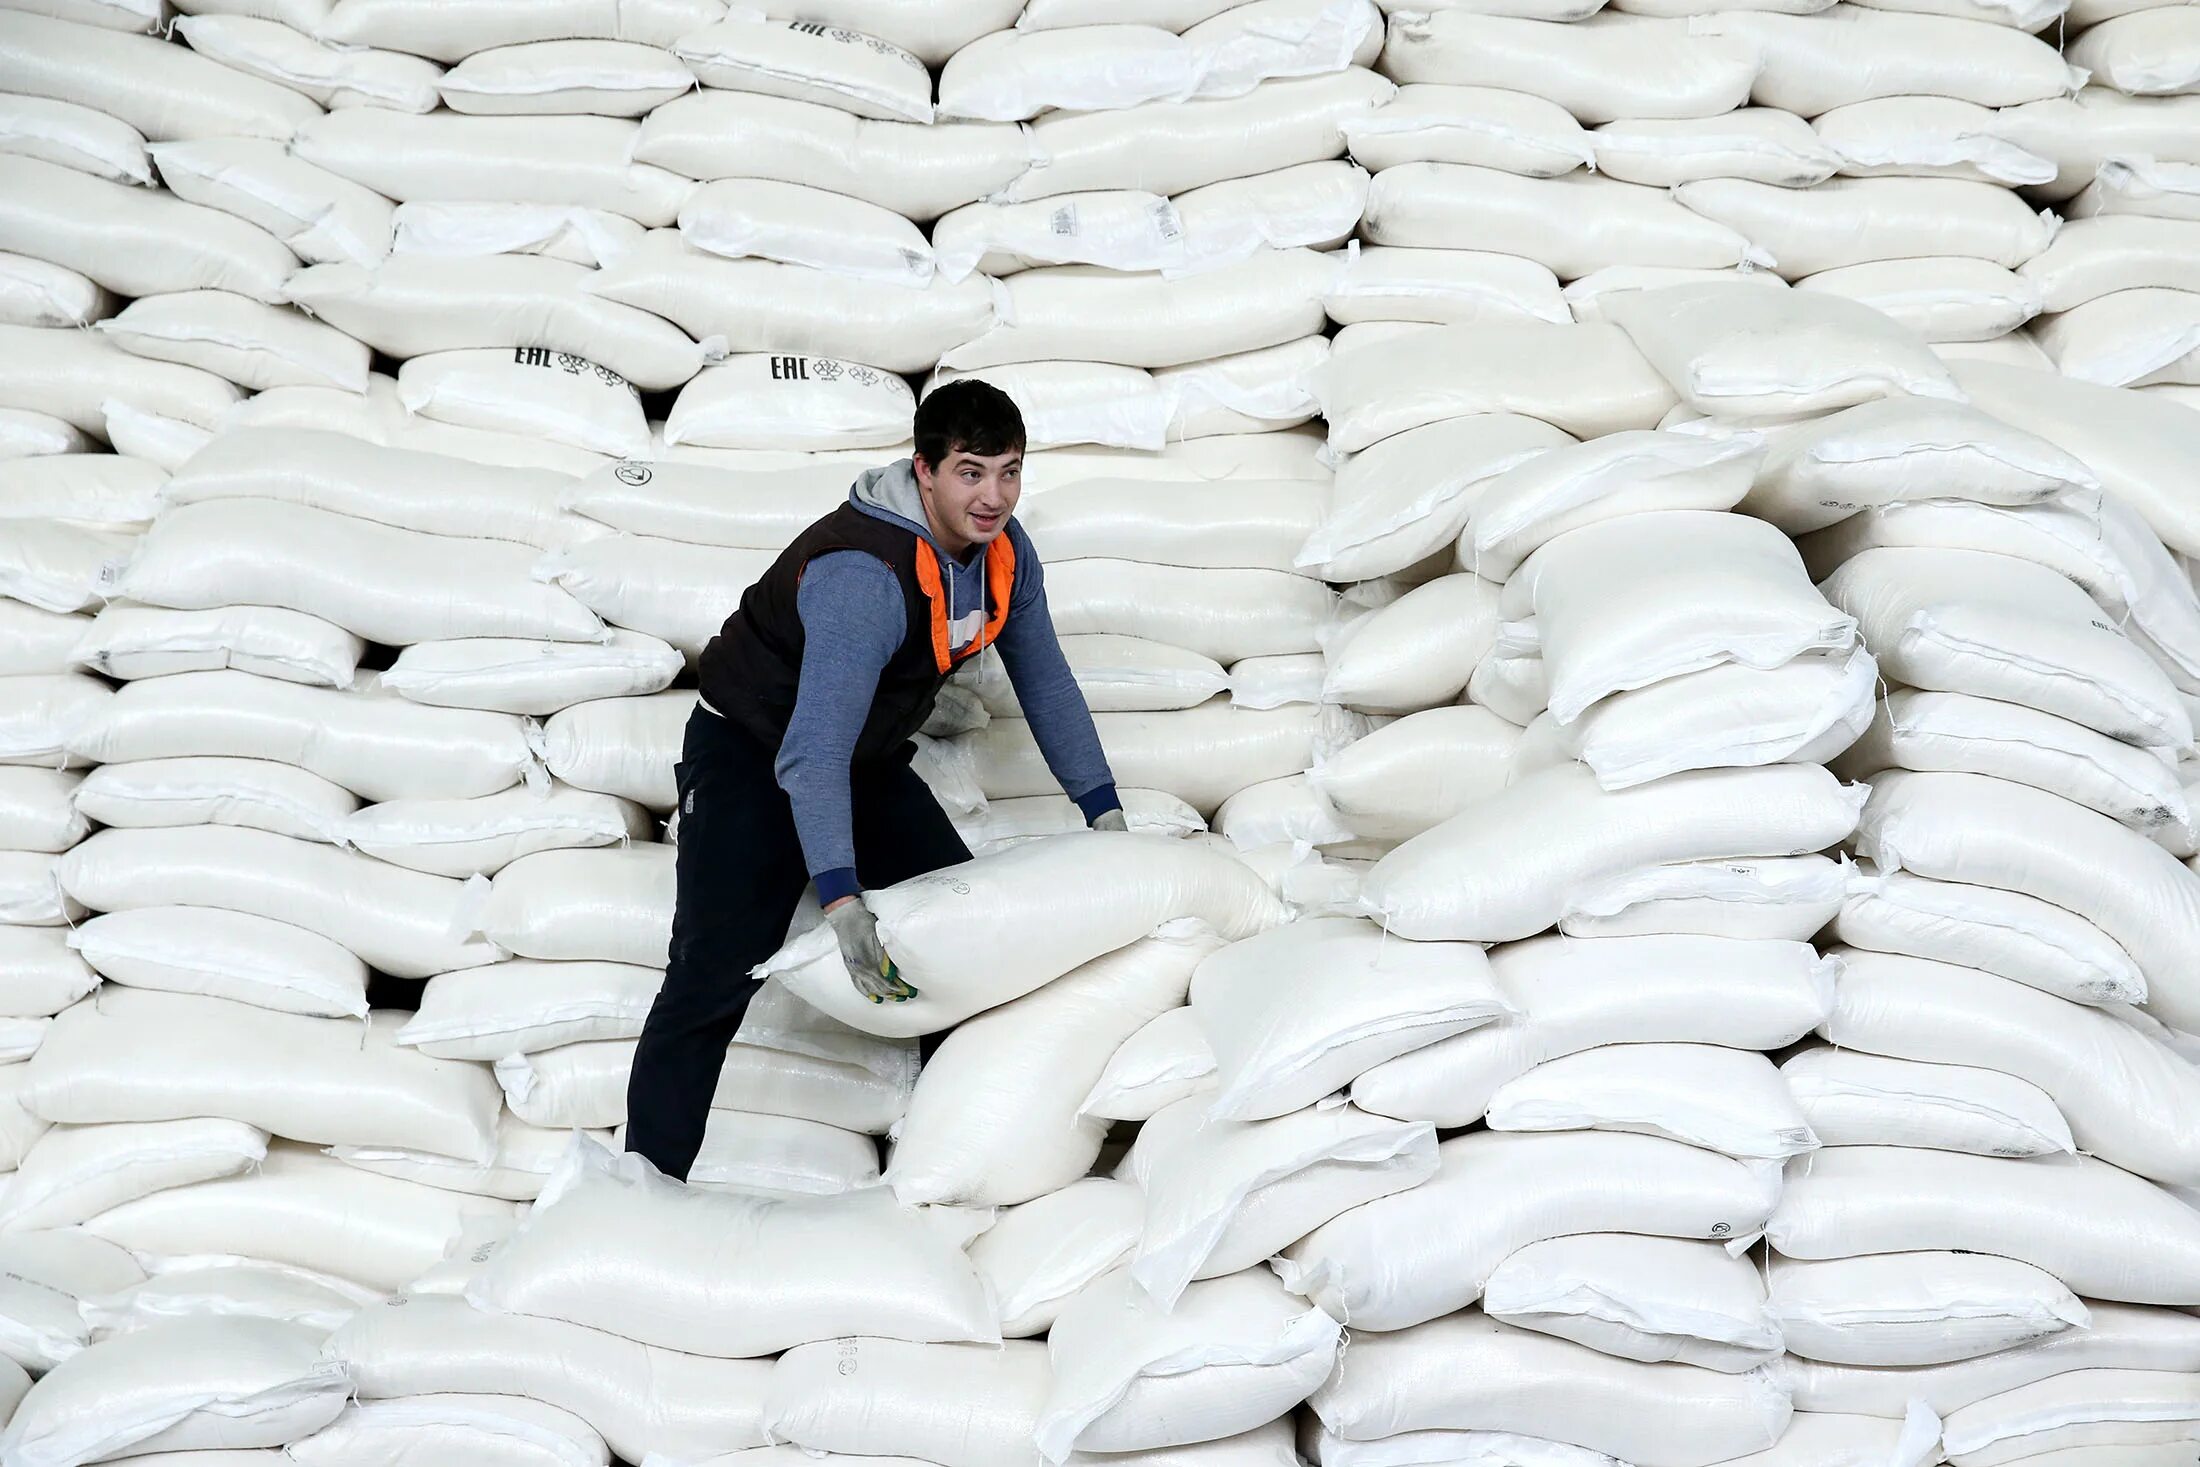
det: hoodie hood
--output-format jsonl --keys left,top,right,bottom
{"left": 850, "top": 457, "right": 960, "bottom": 560}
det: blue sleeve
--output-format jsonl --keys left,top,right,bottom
{"left": 777, "top": 550, "right": 905, "bottom": 904}
{"left": 997, "top": 526, "right": 1121, "bottom": 822}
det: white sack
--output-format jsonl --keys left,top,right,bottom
{"left": 0, "top": 254, "right": 111, "bottom": 331}
{"left": 763, "top": 1339, "right": 1048, "bottom": 1467}
{"left": 69, "top": 756, "right": 358, "bottom": 845}
{"left": 1482, "top": 1234, "right": 1781, "bottom": 1374}
{"left": 1126, "top": 1098, "right": 1437, "bottom": 1307}
{"left": 1796, "top": 257, "right": 2043, "bottom": 343}
{"left": 0, "top": 1318, "right": 347, "bottom": 1467}
{"left": 541, "top": 690, "right": 695, "bottom": 810}
{"left": 1000, "top": 68, "right": 1394, "bottom": 204}
{"left": 1700, "top": 8, "right": 2079, "bottom": 113}
{"left": 1769, "top": 1145, "right": 2200, "bottom": 1304}
{"left": 1820, "top": 547, "right": 2188, "bottom": 747}
{"left": 673, "top": 16, "right": 933, "bottom": 123}
{"left": 885, "top": 925, "right": 1217, "bottom": 1207}
{"left": 1593, "top": 110, "right": 1840, "bottom": 188}
{"left": 1742, "top": 395, "right": 2098, "bottom": 536}
{"left": 0, "top": 10, "right": 321, "bottom": 141}
{"left": 1324, "top": 243, "right": 1571, "bottom": 328}
{"left": 1379, "top": 12, "right": 1758, "bottom": 122}
{"left": 1353, "top": 932, "right": 1834, "bottom": 1127}
{"left": 1309, "top": 1319, "right": 1792, "bottom": 1467}
{"left": 1854, "top": 770, "right": 2200, "bottom": 1029}
{"left": 172, "top": 13, "right": 442, "bottom": 111}
{"left": 149, "top": 136, "right": 392, "bottom": 269}
{"left": 397, "top": 960, "right": 661, "bottom": 1059}
{"left": 970, "top": 1178, "right": 1143, "bottom": 1338}
{"left": 74, "top": 604, "right": 363, "bottom": 687}
{"left": 1321, "top": 575, "right": 1502, "bottom": 714}
{"left": 0, "top": 1117, "right": 267, "bottom": 1233}
{"left": 24, "top": 990, "right": 502, "bottom": 1163}
{"left": 346, "top": 785, "right": 650, "bottom": 880}
{"left": 57, "top": 824, "right": 496, "bottom": 977}
{"left": 1672, "top": 177, "right": 2059, "bottom": 279}
{"left": 1302, "top": 413, "right": 1574, "bottom": 581}
{"left": 495, "top": 1036, "right": 912, "bottom": 1138}
{"left": 0, "top": 323, "right": 242, "bottom": 436}
{"left": 0, "top": 673, "right": 110, "bottom": 769}
{"left": 391, "top": 200, "right": 642, "bottom": 267}
{"left": 469, "top": 1138, "right": 996, "bottom": 1357}
{"left": 328, "top": 1293, "right": 771, "bottom": 1464}
{"left": 1951, "top": 359, "right": 2200, "bottom": 562}
{"left": 439, "top": 38, "right": 695, "bottom": 116}
{"left": 1834, "top": 690, "right": 2186, "bottom": 836}
{"left": 68, "top": 904, "right": 366, "bottom": 1017}
{"left": 1280, "top": 1129, "right": 1781, "bottom": 1331}
{"left": 0, "top": 929, "right": 97, "bottom": 1019}
{"left": 1767, "top": 1251, "right": 2088, "bottom": 1366}
{"left": 938, "top": 250, "right": 1336, "bottom": 374}
{"left": 588, "top": 230, "right": 991, "bottom": 377}
{"left": 72, "top": 669, "right": 535, "bottom": 802}
{"left": 399, "top": 348, "right": 650, "bottom": 459}
{"left": 1784, "top": 1045, "right": 2075, "bottom": 1158}
{"left": 1359, "top": 762, "right": 1863, "bottom": 943}
{"left": 1191, "top": 916, "right": 1508, "bottom": 1120}
{"left": 0, "top": 92, "right": 151, "bottom": 184}
{"left": 1321, "top": 319, "right": 1674, "bottom": 453}
{"left": 119, "top": 500, "right": 607, "bottom": 647}
{"left": 0, "top": 156, "right": 294, "bottom": 311}
{"left": 1079, "top": 1007, "right": 1217, "bottom": 1123}
{"left": 1485, "top": 1041, "right": 1818, "bottom": 1159}
{"left": 1307, "top": 706, "right": 1520, "bottom": 844}
{"left": 481, "top": 844, "right": 673, "bottom": 967}
{"left": 383, "top": 633, "right": 680, "bottom": 716}
{"left": 1461, "top": 428, "right": 1760, "bottom": 582}
{"left": 315, "top": 0, "right": 716, "bottom": 58}
{"left": 341, "top": 1112, "right": 607, "bottom": 1203}
{"left": 1813, "top": 96, "right": 2055, "bottom": 186}
{"left": 84, "top": 1141, "right": 514, "bottom": 1293}
{"left": 284, "top": 255, "right": 703, "bottom": 392}
{"left": 289, "top": 1395, "right": 610, "bottom": 1467}
{"left": 632, "top": 90, "right": 1028, "bottom": 223}
{"left": 667, "top": 353, "right": 913, "bottom": 452}
{"left": 1606, "top": 281, "right": 1961, "bottom": 420}
{"left": 1503, "top": 509, "right": 1855, "bottom": 723}
{"left": 1036, "top": 1267, "right": 1339, "bottom": 1462}
{"left": 1527, "top": 649, "right": 1875, "bottom": 791}
{"left": 1361, "top": 162, "right": 1763, "bottom": 281}
{"left": 1823, "top": 946, "right": 2200, "bottom": 1184}
{"left": 0, "top": 768, "right": 83, "bottom": 853}
{"left": 1778, "top": 1300, "right": 2200, "bottom": 1417}
{"left": 293, "top": 109, "right": 685, "bottom": 226}
{"left": 763, "top": 833, "right": 1285, "bottom": 1037}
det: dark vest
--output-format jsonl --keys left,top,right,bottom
{"left": 697, "top": 504, "right": 1017, "bottom": 762}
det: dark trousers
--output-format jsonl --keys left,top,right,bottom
{"left": 624, "top": 705, "right": 972, "bottom": 1180}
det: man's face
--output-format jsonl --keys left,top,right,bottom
{"left": 915, "top": 446, "right": 1023, "bottom": 554}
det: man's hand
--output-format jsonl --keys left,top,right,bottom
{"left": 826, "top": 897, "right": 917, "bottom": 1004}
{"left": 1092, "top": 808, "right": 1129, "bottom": 833}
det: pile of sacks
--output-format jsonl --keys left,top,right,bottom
{"left": 6, "top": 0, "right": 2200, "bottom": 1464}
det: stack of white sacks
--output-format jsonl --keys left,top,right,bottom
{"left": 5, "top": 0, "right": 2200, "bottom": 1465}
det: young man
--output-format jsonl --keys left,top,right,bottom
{"left": 625, "top": 379, "right": 1126, "bottom": 1181}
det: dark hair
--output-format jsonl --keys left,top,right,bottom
{"left": 915, "top": 378, "right": 1025, "bottom": 469}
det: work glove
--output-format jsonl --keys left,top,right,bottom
{"left": 828, "top": 899, "right": 916, "bottom": 1004}
{"left": 1092, "top": 808, "right": 1129, "bottom": 833}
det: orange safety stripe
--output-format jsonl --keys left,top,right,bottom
{"left": 913, "top": 534, "right": 1017, "bottom": 675}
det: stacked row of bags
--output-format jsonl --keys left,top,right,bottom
{"left": 1248, "top": 276, "right": 2200, "bottom": 1465}
{"left": 5, "top": 0, "right": 2200, "bottom": 1466}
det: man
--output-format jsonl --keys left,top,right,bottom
{"left": 625, "top": 379, "right": 1126, "bottom": 1181}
